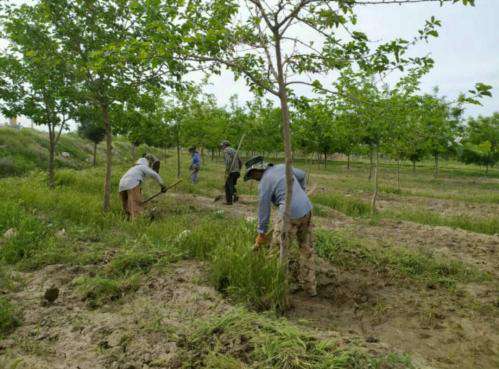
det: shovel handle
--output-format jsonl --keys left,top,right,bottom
{"left": 142, "top": 179, "right": 183, "bottom": 204}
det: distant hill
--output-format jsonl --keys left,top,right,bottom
{"left": 0, "top": 127, "right": 163, "bottom": 177}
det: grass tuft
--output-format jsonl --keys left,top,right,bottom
{"left": 73, "top": 275, "right": 140, "bottom": 308}
{"left": 315, "top": 229, "right": 488, "bottom": 287}
{"left": 311, "top": 193, "right": 371, "bottom": 217}
{"left": 0, "top": 297, "right": 21, "bottom": 338}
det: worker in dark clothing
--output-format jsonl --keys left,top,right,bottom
{"left": 221, "top": 140, "right": 241, "bottom": 205}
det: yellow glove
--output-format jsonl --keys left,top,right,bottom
{"left": 254, "top": 233, "right": 269, "bottom": 250}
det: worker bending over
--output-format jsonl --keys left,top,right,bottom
{"left": 119, "top": 154, "right": 166, "bottom": 219}
{"left": 244, "top": 156, "right": 317, "bottom": 296}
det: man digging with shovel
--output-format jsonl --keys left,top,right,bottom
{"left": 119, "top": 154, "right": 166, "bottom": 220}
{"left": 244, "top": 156, "right": 317, "bottom": 297}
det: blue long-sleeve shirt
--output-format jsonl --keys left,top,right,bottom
{"left": 191, "top": 152, "right": 201, "bottom": 166}
{"left": 257, "top": 164, "right": 312, "bottom": 234}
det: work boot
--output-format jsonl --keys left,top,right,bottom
{"left": 233, "top": 195, "right": 239, "bottom": 203}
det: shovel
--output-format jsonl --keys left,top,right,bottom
{"left": 142, "top": 179, "right": 183, "bottom": 205}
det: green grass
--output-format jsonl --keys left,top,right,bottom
{"left": 0, "top": 165, "right": 288, "bottom": 312}
{"left": 0, "top": 144, "right": 495, "bottom": 369}
{"left": 311, "top": 193, "right": 371, "bottom": 217}
{"left": 210, "top": 224, "right": 287, "bottom": 311}
{"left": 180, "top": 307, "right": 414, "bottom": 369}
{"left": 73, "top": 275, "right": 141, "bottom": 308}
{"left": 382, "top": 209, "right": 499, "bottom": 235}
{"left": 0, "top": 297, "right": 20, "bottom": 338}
{"left": 310, "top": 190, "right": 498, "bottom": 235}
{"left": 315, "top": 229, "right": 489, "bottom": 288}
{"left": 0, "top": 127, "right": 164, "bottom": 178}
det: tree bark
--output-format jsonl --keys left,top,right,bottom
{"left": 93, "top": 142, "right": 97, "bottom": 167}
{"left": 370, "top": 147, "right": 379, "bottom": 215}
{"left": 48, "top": 127, "right": 56, "bottom": 189}
{"left": 101, "top": 103, "right": 112, "bottom": 212}
{"left": 275, "top": 34, "right": 293, "bottom": 265}
{"left": 324, "top": 152, "right": 327, "bottom": 168}
{"left": 369, "top": 148, "right": 374, "bottom": 180}
{"left": 397, "top": 159, "right": 401, "bottom": 192}
{"left": 176, "top": 123, "right": 181, "bottom": 178}
{"left": 347, "top": 154, "right": 350, "bottom": 170}
{"left": 131, "top": 142, "right": 137, "bottom": 159}
{"left": 434, "top": 153, "right": 439, "bottom": 178}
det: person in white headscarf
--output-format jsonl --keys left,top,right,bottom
{"left": 119, "top": 156, "right": 166, "bottom": 219}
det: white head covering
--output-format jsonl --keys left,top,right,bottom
{"left": 135, "top": 158, "right": 149, "bottom": 167}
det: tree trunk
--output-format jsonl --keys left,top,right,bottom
{"left": 434, "top": 153, "right": 439, "bottom": 178}
{"left": 131, "top": 142, "right": 137, "bottom": 159}
{"left": 275, "top": 34, "right": 293, "bottom": 265}
{"left": 412, "top": 160, "right": 416, "bottom": 174}
{"left": 93, "top": 142, "right": 97, "bottom": 167}
{"left": 101, "top": 104, "right": 112, "bottom": 212}
{"left": 48, "top": 129, "right": 56, "bottom": 189}
{"left": 369, "top": 148, "right": 374, "bottom": 180}
{"left": 397, "top": 159, "right": 401, "bottom": 192}
{"left": 324, "top": 152, "right": 327, "bottom": 168}
{"left": 347, "top": 154, "right": 350, "bottom": 170}
{"left": 211, "top": 149, "right": 214, "bottom": 161}
{"left": 176, "top": 123, "right": 180, "bottom": 178}
{"left": 370, "top": 147, "right": 379, "bottom": 215}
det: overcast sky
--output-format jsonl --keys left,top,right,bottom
{"left": 201, "top": 0, "right": 498, "bottom": 117}
{"left": 1, "top": 0, "right": 498, "bottom": 128}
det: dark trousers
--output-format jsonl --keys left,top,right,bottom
{"left": 225, "top": 172, "right": 240, "bottom": 204}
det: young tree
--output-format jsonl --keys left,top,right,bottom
{"left": 418, "top": 94, "right": 462, "bottom": 177}
{"left": 33, "top": 0, "right": 196, "bottom": 211}
{"left": 460, "top": 113, "right": 499, "bottom": 174}
{"left": 188, "top": 0, "right": 468, "bottom": 261}
{"left": 0, "top": 4, "right": 75, "bottom": 188}
{"left": 294, "top": 101, "right": 337, "bottom": 168}
{"left": 76, "top": 107, "right": 106, "bottom": 167}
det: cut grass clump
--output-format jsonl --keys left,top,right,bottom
{"left": 311, "top": 193, "right": 370, "bottom": 217}
{"left": 73, "top": 275, "right": 140, "bottom": 308}
{"left": 105, "top": 251, "right": 156, "bottom": 277}
{"left": 180, "top": 308, "right": 414, "bottom": 369}
{"left": 210, "top": 240, "right": 287, "bottom": 312}
{"left": 315, "top": 229, "right": 488, "bottom": 287}
{"left": 0, "top": 297, "right": 21, "bottom": 338}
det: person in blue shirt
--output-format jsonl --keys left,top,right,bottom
{"left": 244, "top": 157, "right": 317, "bottom": 296}
{"left": 188, "top": 146, "right": 201, "bottom": 183}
